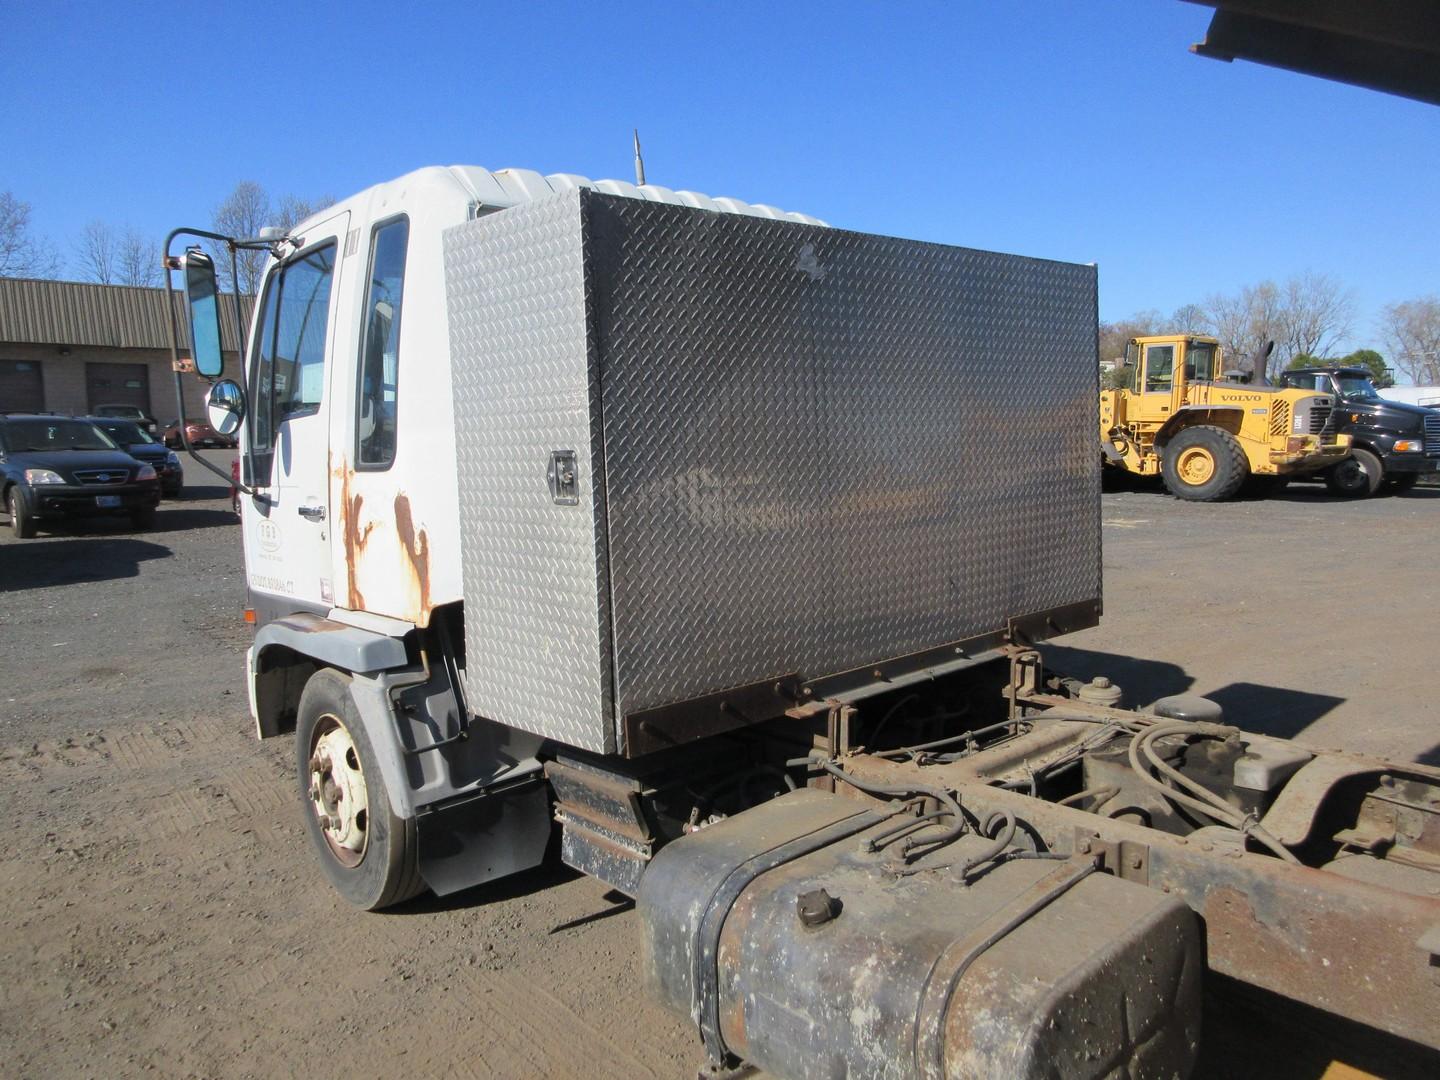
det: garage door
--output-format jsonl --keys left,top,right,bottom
{"left": 86, "top": 362, "right": 150, "bottom": 413}
{"left": 0, "top": 360, "right": 44, "bottom": 412}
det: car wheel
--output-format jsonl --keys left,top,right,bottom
{"left": 1324, "top": 448, "right": 1384, "bottom": 497}
{"left": 130, "top": 507, "right": 156, "bottom": 530}
{"left": 1161, "top": 426, "right": 1249, "bottom": 502}
{"left": 7, "top": 487, "right": 36, "bottom": 539}
{"left": 295, "top": 670, "right": 424, "bottom": 910}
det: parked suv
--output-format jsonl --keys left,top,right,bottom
{"left": 85, "top": 416, "right": 184, "bottom": 497}
{"left": 0, "top": 415, "right": 160, "bottom": 538}
{"left": 94, "top": 403, "right": 160, "bottom": 437}
{"left": 1279, "top": 367, "right": 1440, "bottom": 495}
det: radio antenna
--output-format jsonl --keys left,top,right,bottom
{"left": 633, "top": 129, "right": 646, "bottom": 187}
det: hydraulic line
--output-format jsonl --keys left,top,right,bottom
{"left": 812, "top": 757, "right": 966, "bottom": 861}
{"left": 1057, "top": 784, "right": 1120, "bottom": 809}
{"left": 1127, "top": 723, "right": 1300, "bottom": 864}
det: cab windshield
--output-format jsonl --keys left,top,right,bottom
{"left": 3, "top": 420, "right": 117, "bottom": 452}
{"left": 93, "top": 419, "right": 156, "bottom": 445}
{"left": 1336, "top": 376, "right": 1381, "bottom": 402}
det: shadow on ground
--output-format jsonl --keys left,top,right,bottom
{"left": 0, "top": 537, "right": 173, "bottom": 591}
{"left": 387, "top": 858, "right": 582, "bottom": 917}
{"left": 1039, "top": 644, "right": 1193, "bottom": 704}
{"left": 1203, "top": 682, "right": 1346, "bottom": 740}
{"left": 1038, "top": 648, "right": 1346, "bottom": 741}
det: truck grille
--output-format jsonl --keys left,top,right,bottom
{"left": 1309, "top": 404, "right": 1332, "bottom": 434}
{"left": 1425, "top": 413, "right": 1440, "bottom": 455}
{"left": 71, "top": 468, "right": 129, "bottom": 485}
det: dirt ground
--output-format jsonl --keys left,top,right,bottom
{"left": 1, "top": 459, "right": 1436, "bottom": 1079}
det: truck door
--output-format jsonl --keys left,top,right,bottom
{"left": 244, "top": 211, "right": 349, "bottom": 612}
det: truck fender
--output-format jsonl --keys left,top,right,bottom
{"left": 1154, "top": 405, "right": 1245, "bottom": 447}
{"left": 253, "top": 612, "right": 410, "bottom": 676}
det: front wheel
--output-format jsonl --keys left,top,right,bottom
{"left": 1325, "top": 448, "right": 1384, "bottom": 498}
{"left": 8, "top": 487, "right": 36, "bottom": 539}
{"left": 295, "top": 670, "right": 424, "bottom": 910}
{"left": 1161, "top": 426, "right": 1249, "bottom": 502}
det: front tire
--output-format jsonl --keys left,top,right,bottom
{"left": 295, "top": 670, "right": 424, "bottom": 910}
{"left": 1325, "top": 448, "right": 1384, "bottom": 498}
{"left": 8, "top": 487, "right": 36, "bottom": 539}
{"left": 1161, "top": 426, "right": 1249, "bottom": 502}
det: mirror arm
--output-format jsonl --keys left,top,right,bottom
{"left": 161, "top": 226, "right": 260, "bottom": 496}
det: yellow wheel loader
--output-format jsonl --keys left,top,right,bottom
{"left": 1100, "top": 334, "right": 1351, "bottom": 501}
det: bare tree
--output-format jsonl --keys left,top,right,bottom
{"left": 209, "top": 183, "right": 338, "bottom": 295}
{"left": 211, "top": 181, "right": 271, "bottom": 295}
{"left": 1279, "top": 271, "right": 1355, "bottom": 361}
{"left": 0, "top": 191, "right": 61, "bottom": 278}
{"left": 1382, "top": 296, "right": 1440, "bottom": 385}
{"left": 1098, "top": 309, "right": 1165, "bottom": 367}
{"left": 1171, "top": 303, "right": 1208, "bottom": 335}
{"left": 74, "top": 220, "right": 118, "bottom": 283}
{"left": 1203, "top": 280, "right": 1283, "bottom": 377}
{"left": 274, "top": 194, "right": 338, "bottom": 233}
{"left": 116, "top": 228, "right": 160, "bottom": 287}
{"left": 75, "top": 221, "right": 161, "bottom": 287}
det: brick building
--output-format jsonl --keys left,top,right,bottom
{"left": 0, "top": 277, "right": 250, "bottom": 422}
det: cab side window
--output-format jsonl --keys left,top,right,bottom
{"left": 356, "top": 217, "right": 409, "bottom": 469}
{"left": 250, "top": 242, "right": 338, "bottom": 453}
{"left": 1144, "top": 344, "right": 1175, "bottom": 392}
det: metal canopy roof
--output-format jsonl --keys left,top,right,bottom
{"left": 1186, "top": 1, "right": 1440, "bottom": 106}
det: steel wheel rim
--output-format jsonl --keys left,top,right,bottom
{"left": 1336, "top": 458, "right": 1367, "bottom": 487}
{"left": 307, "top": 714, "right": 370, "bottom": 868}
{"left": 1177, "top": 447, "right": 1216, "bottom": 485}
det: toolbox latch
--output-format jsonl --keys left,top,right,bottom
{"left": 547, "top": 450, "right": 579, "bottom": 505}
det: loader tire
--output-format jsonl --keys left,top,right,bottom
{"left": 1161, "top": 426, "right": 1248, "bottom": 502}
{"left": 295, "top": 669, "right": 425, "bottom": 910}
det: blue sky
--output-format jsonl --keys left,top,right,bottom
{"left": 3, "top": 2, "right": 1435, "bottom": 348}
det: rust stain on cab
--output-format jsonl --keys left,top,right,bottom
{"left": 334, "top": 457, "right": 374, "bottom": 610}
{"left": 393, "top": 493, "right": 431, "bottom": 624}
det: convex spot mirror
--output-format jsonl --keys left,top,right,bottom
{"left": 184, "top": 249, "right": 225, "bottom": 378}
{"left": 206, "top": 379, "right": 246, "bottom": 436}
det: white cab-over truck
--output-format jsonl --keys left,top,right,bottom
{"left": 165, "top": 166, "right": 1440, "bottom": 1079}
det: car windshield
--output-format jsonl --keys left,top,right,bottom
{"left": 3, "top": 419, "right": 117, "bottom": 452}
{"left": 94, "top": 419, "right": 155, "bottom": 445}
{"left": 1336, "top": 376, "right": 1381, "bottom": 402}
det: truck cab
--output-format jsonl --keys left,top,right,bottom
{"left": 1279, "top": 366, "right": 1440, "bottom": 495}
{"left": 1100, "top": 334, "right": 1350, "bottom": 500}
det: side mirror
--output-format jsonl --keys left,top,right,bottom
{"left": 184, "top": 249, "right": 225, "bottom": 378}
{"left": 206, "top": 379, "right": 246, "bottom": 436}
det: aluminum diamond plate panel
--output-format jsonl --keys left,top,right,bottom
{"left": 446, "top": 194, "right": 615, "bottom": 752}
{"left": 447, "top": 189, "right": 1100, "bottom": 755}
{"left": 583, "top": 193, "right": 1100, "bottom": 722}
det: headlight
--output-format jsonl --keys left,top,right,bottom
{"left": 136, "top": 464, "right": 158, "bottom": 481}
{"left": 1393, "top": 439, "right": 1423, "bottom": 453}
{"left": 166, "top": 452, "right": 180, "bottom": 466}
{"left": 24, "top": 468, "right": 65, "bottom": 485}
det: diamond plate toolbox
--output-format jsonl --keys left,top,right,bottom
{"left": 446, "top": 189, "right": 1100, "bottom": 755}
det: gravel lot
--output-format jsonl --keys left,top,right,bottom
{"left": 1, "top": 459, "right": 1435, "bottom": 1078}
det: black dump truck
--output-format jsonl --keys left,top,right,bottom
{"left": 1280, "top": 366, "right": 1440, "bottom": 495}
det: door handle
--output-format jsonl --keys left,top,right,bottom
{"left": 297, "top": 504, "right": 326, "bottom": 522}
